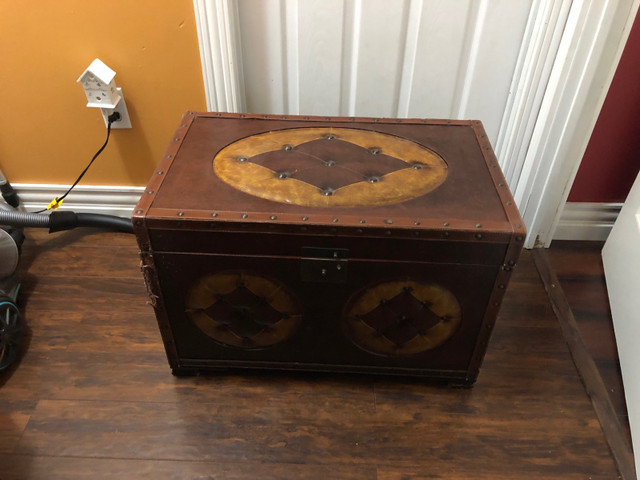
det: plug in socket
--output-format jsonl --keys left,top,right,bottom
{"left": 100, "top": 88, "right": 132, "bottom": 128}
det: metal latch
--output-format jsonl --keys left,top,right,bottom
{"left": 300, "top": 247, "right": 349, "bottom": 283}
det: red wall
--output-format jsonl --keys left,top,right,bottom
{"left": 568, "top": 11, "right": 640, "bottom": 202}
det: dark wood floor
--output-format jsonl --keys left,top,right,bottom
{"left": 548, "top": 240, "right": 631, "bottom": 446}
{"left": 0, "top": 229, "right": 624, "bottom": 479}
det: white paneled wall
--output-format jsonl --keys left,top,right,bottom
{"left": 237, "top": 0, "right": 532, "bottom": 144}
{"left": 195, "top": 0, "right": 638, "bottom": 248}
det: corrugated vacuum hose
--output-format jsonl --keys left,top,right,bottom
{"left": 0, "top": 210, "right": 133, "bottom": 234}
{"left": 0, "top": 295, "right": 21, "bottom": 371}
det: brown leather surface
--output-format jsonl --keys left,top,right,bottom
{"left": 185, "top": 271, "right": 302, "bottom": 348}
{"left": 214, "top": 127, "right": 448, "bottom": 207}
{"left": 343, "top": 280, "right": 461, "bottom": 356}
{"left": 148, "top": 114, "right": 514, "bottom": 231}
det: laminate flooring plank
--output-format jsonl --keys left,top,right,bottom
{"left": 548, "top": 241, "right": 632, "bottom": 450}
{"left": 0, "top": 454, "right": 377, "bottom": 480}
{"left": 0, "top": 232, "right": 623, "bottom": 479}
{"left": 14, "top": 397, "right": 617, "bottom": 477}
{"left": 21, "top": 310, "right": 164, "bottom": 355}
{"left": 18, "top": 276, "right": 149, "bottom": 315}
{"left": 533, "top": 249, "right": 634, "bottom": 480}
{"left": 377, "top": 466, "right": 618, "bottom": 480}
{"left": 0, "top": 397, "right": 37, "bottom": 459}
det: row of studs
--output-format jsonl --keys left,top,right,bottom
{"left": 206, "top": 112, "right": 464, "bottom": 125}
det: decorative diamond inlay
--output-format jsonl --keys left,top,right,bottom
{"left": 186, "top": 271, "right": 302, "bottom": 349}
{"left": 343, "top": 280, "right": 462, "bottom": 356}
{"left": 213, "top": 127, "right": 448, "bottom": 207}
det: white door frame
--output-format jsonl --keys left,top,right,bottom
{"left": 193, "top": 0, "right": 639, "bottom": 248}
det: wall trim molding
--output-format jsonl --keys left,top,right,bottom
{"left": 193, "top": 0, "right": 245, "bottom": 112}
{"left": 517, "top": 0, "right": 640, "bottom": 248}
{"left": 495, "top": 0, "right": 571, "bottom": 188}
{"left": 10, "top": 185, "right": 622, "bottom": 241}
{"left": 554, "top": 202, "right": 623, "bottom": 241}
{"left": 12, "top": 184, "right": 144, "bottom": 217}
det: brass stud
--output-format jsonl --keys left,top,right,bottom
{"left": 476, "top": 223, "right": 482, "bottom": 228}
{"left": 384, "top": 219, "right": 393, "bottom": 224}
{"left": 359, "top": 219, "right": 366, "bottom": 224}
{"left": 301, "top": 216, "right": 308, "bottom": 221}
{"left": 135, "top": 210, "right": 143, "bottom": 214}
{"left": 475, "top": 233, "right": 483, "bottom": 239}
{"left": 282, "top": 144, "right": 294, "bottom": 151}
{"left": 332, "top": 218, "right": 339, "bottom": 223}
{"left": 165, "top": 154, "right": 172, "bottom": 159}
{"left": 157, "top": 171, "right": 164, "bottom": 175}
{"left": 443, "top": 221, "right": 450, "bottom": 226}
{"left": 238, "top": 156, "right": 248, "bottom": 162}
{"left": 270, "top": 215, "right": 277, "bottom": 220}
{"left": 147, "top": 190, "right": 154, "bottom": 194}
{"left": 174, "top": 138, "right": 181, "bottom": 141}
{"left": 134, "top": 220, "right": 142, "bottom": 226}
{"left": 414, "top": 221, "right": 421, "bottom": 226}
{"left": 241, "top": 213, "right": 248, "bottom": 219}
{"left": 369, "top": 147, "right": 381, "bottom": 155}
{"left": 177, "top": 212, "right": 184, "bottom": 216}
{"left": 498, "top": 284, "right": 505, "bottom": 289}
{"left": 211, "top": 212, "right": 218, "bottom": 217}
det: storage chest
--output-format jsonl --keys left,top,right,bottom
{"left": 133, "top": 112, "right": 525, "bottom": 386}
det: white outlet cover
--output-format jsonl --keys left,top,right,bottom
{"left": 100, "top": 88, "right": 132, "bottom": 129}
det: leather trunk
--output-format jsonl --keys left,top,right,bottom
{"left": 133, "top": 112, "right": 525, "bottom": 386}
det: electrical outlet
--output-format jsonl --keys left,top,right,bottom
{"left": 100, "top": 88, "right": 132, "bottom": 129}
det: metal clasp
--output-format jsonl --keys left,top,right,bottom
{"left": 300, "top": 247, "right": 349, "bottom": 283}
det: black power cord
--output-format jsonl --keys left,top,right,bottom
{"left": 35, "top": 111, "right": 121, "bottom": 213}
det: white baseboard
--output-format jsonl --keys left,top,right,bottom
{"left": 554, "top": 202, "right": 623, "bottom": 241}
{"left": 7, "top": 187, "right": 623, "bottom": 241}
{"left": 12, "top": 184, "right": 145, "bottom": 217}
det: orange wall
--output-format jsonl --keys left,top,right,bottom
{"left": 0, "top": 1, "right": 206, "bottom": 186}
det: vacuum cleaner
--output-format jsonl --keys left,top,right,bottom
{"left": 0, "top": 169, "right": 133, "bottom": 371}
